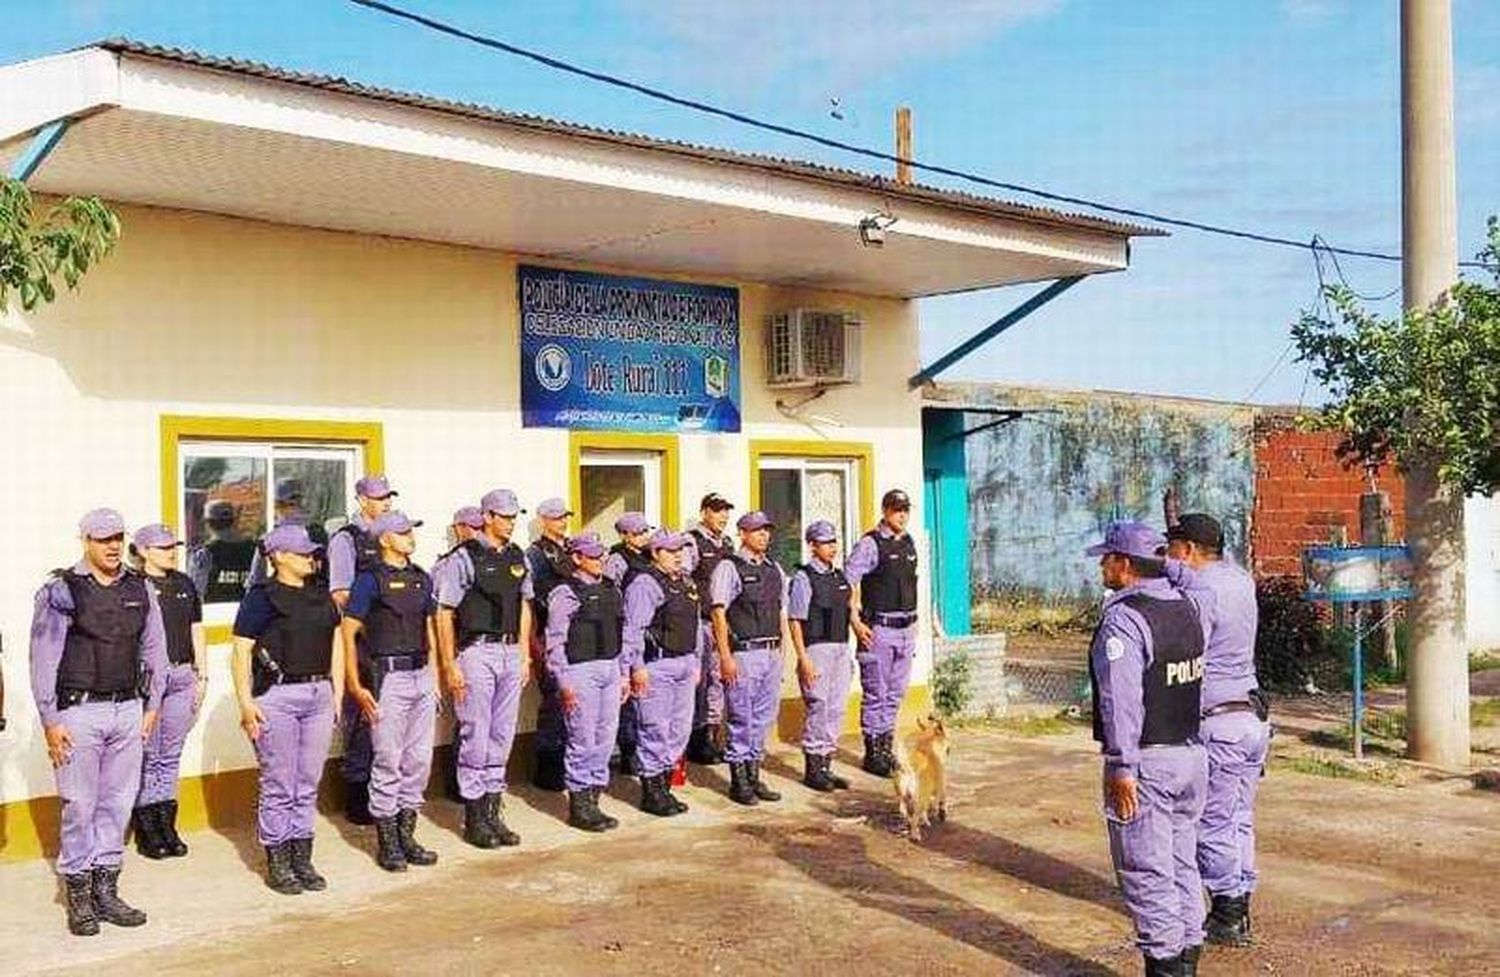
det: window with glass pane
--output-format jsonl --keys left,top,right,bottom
{"left": 578, "top": 450, "right": 662, "bottom": 546}
{"left": 757, "top": 458, "right": 857, "bottom": 571}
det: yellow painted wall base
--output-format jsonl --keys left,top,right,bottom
{"left": 1, "top": 685, "right": 930, "bottom": 863}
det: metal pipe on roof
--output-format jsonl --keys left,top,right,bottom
{"left": 906, "top": 276, "right": 1084, "bottom": 389}
{"left": 7, "top": 118, "right": 70, "bottom": 183}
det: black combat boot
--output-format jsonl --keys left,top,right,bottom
{"left": 132, "top": 804, "right": 170, "bottom": 860}
{"left": 344, "top": 779, "right": 374, "bottom": 826}
{"left": 63, "top": 873, "right": 99, "bottom": 937}
{"left": 91, "top": 866, "right": 147, "bottom": 926}
{"left": 1205, "top": 892, "right": 1251, "bottom": 946}
{"left": 862, "top": 735, "right": 891, "bottom": 776}
{"left": 748, "top": 760, "right": 781, "bottom": 802}
{"left": 161, "top": 800, "right": 189, "bottom": 857}
{"left": 879, "top": 732, "right": 899, "bottom": 774}
{"left": 1142, "top": 953, "right": 1184, "bottom": 977}
{"left": 531, "top": 749, "right": 566, "bottom": 792}
{"left": 396, "top": 809, "right": 438, "bottom": 866}
{"left": 1181, "top": 943, "right": 1201, "bottom": 977}
{"left": 688, "top": 724, "right": 725, "bottom": 764}
{"left": 374, "top": 817, "right": 408, "bottom": 872}
{"left": 827, "top": 758, "right": 851, "bottom": 791}
{"left": 463, "top": 797, "right": 499, "bottom": 849}
{"left": 568, "top": 790, "right": 608, "bottom": 832}
{"left": 289, "top": 837, "right": 327, "bottom": 891}
{"left": 803, "top": 752, "right": 836, "bottom": 793}
{"left": 728, "top": 761, "right": 759, "bottom": 806}
{"left": 265, "top": 842, "right": 303, "bottom": 895}
{"left": 639, "top": 774, "right": 678, "bottom": 816}
{"left": 486, "top": 792, "right": 521, "bottom": 846}
{"left": 662, "top": 775, "right": 689, "bottom": 815}
{"left": 590, "top": 788, "right": 619, "bottom": 830}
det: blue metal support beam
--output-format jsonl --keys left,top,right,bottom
{"left": 8, "top": 119, "right": 71, "bottom": 183}
{"left": 907, "top": 275, "right": 1083, "bottom": 389}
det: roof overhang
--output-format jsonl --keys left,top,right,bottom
{"left": 0, "top": 43, "right": 1156, "bottom": 299}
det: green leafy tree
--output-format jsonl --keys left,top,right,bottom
{"left": 0, "top": 177, "right": 120, "bottom": 312}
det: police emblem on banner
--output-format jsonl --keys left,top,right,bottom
{"left": 704, "top": 355, "right": 728, "bottom": 399}
{"left": 535, "top": 344, "right": 572, "bottom": 392}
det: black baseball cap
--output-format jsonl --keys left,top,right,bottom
{"left": 700, "top": 492, "right": 735, "bottom": 512}
{"left": 881, "top": 489, "right": 912, "bottom": 511}
{"left": 1167, "top": 513, "right": 1224, "bottom": 550}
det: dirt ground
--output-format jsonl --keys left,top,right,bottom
{"left": 4, "top": 712, "right": 1497, "bottom": 977}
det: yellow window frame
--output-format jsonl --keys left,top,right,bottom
{"left": 747, "top": 439, "right": 877, "bottom": 530}
{"left": 567, "top": 431, "right": 682, "bottom": 531}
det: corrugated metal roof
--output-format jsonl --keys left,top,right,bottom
{"left": 87, "top": 38, "right": 1162, "bottom": 241}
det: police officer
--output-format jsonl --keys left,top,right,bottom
{"left": 1087, "top": 521, "right": 1209, "bottom": 977}
{"left": 709, "top": 511, "right": 791, "bottom": 806}
{"left": 433, "top": 488, "right": 532, "bottom": 849}
{"left": 232, "top": 522, "right": 344, "bottom": 896}
{"left": 31, "top": 509, "right": 167, "bottom": 936}
{"left": 526, "top": 497, "right": 573, "bottom": 791}
{"left": 845, "top": 488, "right": 919, "bottom": 776}
{"left": 129, "top": 524, "right": 206, "bottom": 860}
{"left": 433, "top": 506, "right": 483, "bottom": 804}
{"left": 247, "top": 478, "right": 330, "bottom": 588}
{"left": 341, "top": 511, "right": 440, "bottom": 873}
{"left": 1164, "top": 512, "right": 1268, "bottom": 948}
{"left": 545, "top": 533, "right": 625, "bottom": 832}
{"left": 788, "top": 520, "right": 854, "bottom": 793}
{"left": 604, "top": 511, "right": 653, "bottom": 775}
{"left": 621, "top": 529, "right": 700, "bottom": 816}
{"left": 189, "top": 499, "right": 257, "bottom": 604}
{"left": 683, "top": 492, "right": 735, "bottom": 765}
{"left": 328, "top": 475, "right": 397, "bottom": 825}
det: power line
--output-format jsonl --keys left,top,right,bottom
{"left": 347, "top": 0, "right": 1497, "bottom": 272}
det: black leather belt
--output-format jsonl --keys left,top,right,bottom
{"left": 866, "top": 612, "right": 918, "bottom": 628}
{"left": 58, "top": 688, "right": 138, "bottom": 709}
{"left": 643, "top": 645, "right": 695, "bottom": 664}
{"left": 464, "top": 633, "right": 518, "bottom": 648}
{"left": 373, "top": 653, "right": 428, "bottom": 672}
{"left": 1141, "top": 741, "right": 1194, "bottom": 750}
{"left": 733, "top": 637, "right": 781, "bottom": 651}
{"left": 277, "top": 673, "right": 330, "bottom": 686}
{"left": 1203, "top": 701, "right": 1255, "bottom": 718}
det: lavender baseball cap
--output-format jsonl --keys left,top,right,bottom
{"left": 133, "top": 523, "right": 183, "bottom": 549}
{"left": 79, "top": 508, "right": 126, "bottom": 540}
{"left": 648, "top": 529, "right": 689, "bottom": 552}
{"left": 804, "top": 520, "right": 838, "bottom": 544}
{"left": 614, "top": 511, "right": 653, "bottom": 536}
{"left": 372, "top": 511, "right": 422, "bottom": 537}
{"left": 1085, "top": 521, "right": 1167, "bottom": 561}
{"left": 355, "top": 475, "right": 397, "bottom": 500}
{"left": 567, "top": 533, "right": 606, "bottom": 559}
{"left": 452, "top": 506, "right": 484, "bottom": 529}
{"left": 480, "top": 489, "right": 524, "bottom": 517}
{"left": 536, "top": 497, "right": 573, "bottom": 520}
{"left": 737, "top": 511, "right": 775, "bottom": 532}
{"left": 263, "top": 523, "right": 322, "bottom": 556}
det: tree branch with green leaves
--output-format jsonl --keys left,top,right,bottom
{"left": 0, "top": 177, "right": 121, "bottom": 313}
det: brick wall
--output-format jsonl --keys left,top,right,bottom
{"left": 1251, "top": 417, "right": 1405, "bottom": 578}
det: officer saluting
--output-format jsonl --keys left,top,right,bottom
{"left": 526, "top": 497, "right": 573, "bottom": 792}
{"left": 845, "top": 489, "right": 919, "bottom": 777}
{"left": 341, "top": 511, "right": 440, "bottom": 873}
{"left": 709, "top": 511, "right": 791, "bottom": 807}
{"left": 683, "top": 493, "right": 734, "bottom": 764}
{"left": 231, "top": 523, "right": 344, "bottom": 896}
{"left": 788, "top": 520, "right": 854, "bottom": 793}
{"left": 31, "top": 509, "right": 168, "bottom": 936}
{"left": 621, "top": 529, "right": 699, "bottom": 817}
{"left": 129, "top": 524, "right": 206, "bottom": 860}
{"left": 1086, "top": 521, "right": 1209, "bottom": 977}
{"left": 433, "top": 488, "right": 532, "bottom": 849}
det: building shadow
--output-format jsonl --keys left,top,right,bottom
{"left": 740, "top": 823, "right": 1120, "bottom": 977}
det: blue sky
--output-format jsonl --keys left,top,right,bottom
{"left": 5, "top": 0, "right": 1497, "bottom": 404}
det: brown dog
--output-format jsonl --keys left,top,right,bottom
{"left": 892, "top": 714, "right": 950, "bottom": 841}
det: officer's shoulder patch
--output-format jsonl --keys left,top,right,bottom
{"left": 1105, "top": 636, "right": 1126, "bottom": 661}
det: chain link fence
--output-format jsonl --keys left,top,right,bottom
{"left": 933, "top": 634, "right": 1093, "bottom": 718}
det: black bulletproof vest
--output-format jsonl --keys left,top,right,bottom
{"left": 363, "top": 564, "right": 432, "bottom": 657}
{"left": 860, "top": 530, "right": 918, "bottom": 615}
{"left": 726, "top": 556, "right": 782, "bottom": 643}
{"left": 689, "top": 528, "right": 734, "bottom": 618}
{"left": 610, "top": 542, "right": 653, "bottom": 588}
{"left": 526, "top": 536, "right": 570, "bottom": 626}
{"left": 255, "top": 581, "right": 339, "bottom": 677}
{"left": 563, "top": 578, "right": 623, "bottom": 664}
{"left": 146, "top": 570, "right": 199, "bottom": 666}
{"left": 455, "top": 539, "right": 526, "bottom": 645}
{"left": 334, "top": 522, "right": 382, "bottom": 577}
{"left": 798, "top": 564, "right": 851, "bottom": 645}
{"left": 1090, "top": 593, "right": 1204, "bottom": 748}
{"left": 202, "top": 538, "right": 256, "bottom": 603}
{"left": 57, "top": 570, "right": 149, "bottom": 693}
{"left": 646, "top": 567, "right": 700, "bottom": 656}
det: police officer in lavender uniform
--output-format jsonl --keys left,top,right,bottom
{"left": 327, "top": 475, "right": 397, "bottom": 825}
{"left": 1087, "top": 521, "right": 1209, "bottom": 977}
{"left": 621, "top": 529, "right": 700, "bottom": 817}
{"left": 788, "top": 520, "right": 854, "bottom": 793}
{"left": 341, "top": 511, "right": 440, "bottom": 873}
{"left": 683, "top": 493, "right": 734, "bottom": 764}
{"left": 433, "top": 489, "right": 532, "bottom": 849}
{"left": 604, "top": 511, "right": 654, "bottom": 775}
{"left": 433, "top": 506, "right": 484, "bottom": 803}
{"left": 189, "top": 500, "right": 257, "bottom": 604}
{"left": 845, "top": 489, "right": 919, "bottom": 777}
{"left": 31, "top": 509, "right": 168, "bottom": 936}
{"left": 129, "top": 524, "right": 206, "bottom": 860}
{"left": 546, "top": 533, "right": 627, "bottom": 832}
{"left": 710, "top": 511, "right": 792, "bottom": 807}
{"left": 1163, "top": 512, "right": 1269, "bottom": 947}
{"left": 526, "top": 497, "right": 573, "bottom": 791}
{"left": 232, "top": 523, "right": 344, "bottom": 896}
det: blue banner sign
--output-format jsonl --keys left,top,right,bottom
{"left": 519, "top": 265, "right": 741, "bottom": 433}
{"left": 1303, "top": 545, "right": 1414, "bottom": 602}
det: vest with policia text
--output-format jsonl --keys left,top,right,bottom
{"left": 563, "top": 578, "right": 623, "bottom": 665}
{"left": 56, "top": 570, "right": 149, "bottom": 694}
{"left": 202, "top": 537, "right": 257, "bottom": 603}
{"left": 798, "top": 564, "right": 851, "bottom": 645}
{"left": 610, "top": 542, "right": 653, "bottom": 588}
{"left": 145, "top": 569, "right": 200, "bottom": 666}
{"left": 526, "top": 536, "right": 570, "bottom": 627}
{"left": 455, "top": 539, "right": 526, "bottom": 645}
{"left": 726, "top": 556, "right": 782, "bottom": 645}
{"left": 252, "top": 580, "right": 340, "bottom": 679}
{"left": 333, "top": 521, "right": 382, "bottom": 577}
{"left": 646, "top": 567, "right": 700, "bottom": 658}
{"left": 859, "top": 530, "right": 918, "bottom": 617}
{"left": 688, "top": 528, "right": 734, "bottom": 619}
{"left": 1089, "top": 593, "right": 1205, "bottom": 748}
{"left": 362, "top": 564, "right": 432, "bottom": 657}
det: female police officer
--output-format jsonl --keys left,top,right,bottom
{"left": 231, "top": 523, "right": 344, "bottom": 895}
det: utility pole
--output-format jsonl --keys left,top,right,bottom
{"left": 1401, "top": 0, "right": 1470, "bottom": 766}
{"left": 895, "top": 107, "right": 913, "bottom": 185}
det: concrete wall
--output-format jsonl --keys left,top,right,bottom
{"left": 0, "top": 202, "right": 930, "bottom": 819}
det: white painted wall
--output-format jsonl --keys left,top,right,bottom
{"left": 1465, "top": 494, "right": 1500, "bottom": 652}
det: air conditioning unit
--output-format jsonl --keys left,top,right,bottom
{"left": 763, "top": 309, "right": 862, "bottom": 388}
